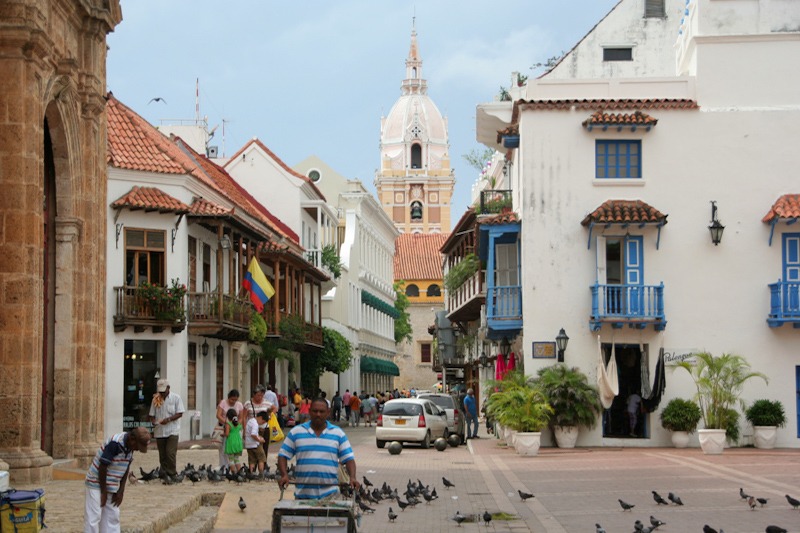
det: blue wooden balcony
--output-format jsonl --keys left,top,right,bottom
{"left": 487, "top": 285, "right": 522, "bottom": 337}
{"left": 767, "top": 280, "right": 800, "bottom": 328}
{"left": 590, "top": 282, "right": 666, "bottom": 331}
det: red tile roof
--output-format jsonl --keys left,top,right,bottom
{"left": 512, "top": 98, "right": 697, "bottom": 123}
{"left": 111, "top": 186, "right": 190, "bottom": 214}
{"left": 394, "top": 233, "right": 448, "bottom": 281}
{"left": 581, "top": 200, "right": 667, "bottom": 226}
{"left": 479, "top": 212, "right": 519, "bottom": 225}
{"left": 763, "top": 194, "right": 800, "bottom": 223}
{"left": 189, "top": 197, "right": 232, "bottom": 216}
{"left": 582, "top": 110, "right": 658, "bottom": 127}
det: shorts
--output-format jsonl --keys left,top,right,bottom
{"left": 247, "top": 446, "right": 267, "bottom": 464}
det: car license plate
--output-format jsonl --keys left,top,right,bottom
{"left": 395, "top": 419, "right": 406, "bottom": 425}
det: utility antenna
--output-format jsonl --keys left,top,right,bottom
{"left": 195, "top": 78, "right": 200, "bottom": 122}
{"left": 222, "top": 118, "right": 232, "bottom": 158}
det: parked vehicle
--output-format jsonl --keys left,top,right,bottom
{"left": 376, "top": 398, "right": 449, "bottom": 449}
{"left": 418, "top": 393, "right": 466, "bottom": 444}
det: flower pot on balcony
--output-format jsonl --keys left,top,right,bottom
{"left": 502, "top": 135, "right": 520, "bottom": 149}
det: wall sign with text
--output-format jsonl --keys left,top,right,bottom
{"left": 532, "top": 342, "right": 556, "bottom": 359}
{"left": 663, "top": 349, "right": 698, "bottom": 366}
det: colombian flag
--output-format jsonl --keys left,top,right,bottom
{"left": 242, "top": 257, "right": 275, "bottom": 312}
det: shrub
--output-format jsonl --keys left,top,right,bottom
{"left": 745, "top": 399, "right": 786, "bottom": 428}
{"left": 535, "top": 364, "right": 602, "bottom": 429}
{"left": 660, "top": 398, "right": 702, "bottom": 433}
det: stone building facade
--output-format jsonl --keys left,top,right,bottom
{"left": 0, "top": 0, "right": 121, "bottom": 482}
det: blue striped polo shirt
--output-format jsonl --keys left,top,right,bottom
{"left": 85, "top": 433, "right": 133, "bottom": 493}
{"left": 278, "top": 421, "right": 354, "bottom": 499}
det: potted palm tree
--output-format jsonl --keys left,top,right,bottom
{"left": 485, "top": 370, "right": 535, "bottom": 446}
{"left": 486, "top": 385, "right": 552, "bottom": 456}
{"left": 660, "top": 398, "right": 701, "bottom": 448}
{"left": 535, "top": 364, "right": 603, "bottom": 448}
{"left": 676, "top": 352, "right": 767, "bottom": 455}
{"left": 745, "top": 399, "right": 786, "bottom": 449}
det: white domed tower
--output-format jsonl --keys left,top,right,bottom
{"left": 375, "top": 22, "right": 455, "bottom": 233}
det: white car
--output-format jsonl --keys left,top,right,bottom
{"left": 376, "top": 398, "right": 449, "bottom": 449}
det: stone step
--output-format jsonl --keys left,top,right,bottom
{"left": 52, "top": 459, "right": 84, "bottom": 481}
{"left": 164, "top": 503, "right": 218, "bottom": 533}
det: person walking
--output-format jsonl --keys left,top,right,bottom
{"left": 223, "top": 408, "right": 244, "bottom": 470}
{"left": 148, "top": 379, "right": 184, "bottom": 480}
{"left": 277, "top": 398, "right": 360, "bottom": 500}
{"left": 464, "top": 388, "right": 479, "bottom": 439}
{"left": 349, "top": 392, "right": 362, "bottom": 427}
{"left": 84, "top": 427, "right": 150, "bottom": 533}
{"left": 245, "top": 410, "right": 269, "bottom": 475}
{"left": 331, "top": 390, "right": 342, "bottom": 422}
{"left": 215, "top": 389, "right": 243, "bottom": 468}
{"left": 342, "top": 389, "right": 352, "bottom": 424}
{"left": 298, "top": 395, "right": 311, "bottom": 424}
{"left": 244, "top": 384, "right": 274, "bottom": 463}
{"left": 361, "top": 393, "right": 373, "bottom": 427}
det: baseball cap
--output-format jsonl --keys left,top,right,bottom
{"left": 157, "top": 379, "right": 169, "bottom": 392}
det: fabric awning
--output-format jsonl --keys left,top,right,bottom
{"left": 360, "top": 356, "right": 400, "bottom": 376}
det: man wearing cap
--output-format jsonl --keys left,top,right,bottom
{"left": 84, "top": 427, "right": 150, "bottom": 532}
{"left": 148, "top": 378, "right": 185, "bottom": 480}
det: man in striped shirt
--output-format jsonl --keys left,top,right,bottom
{"left": 277, "top": 398, "right": 360, "bottom": 499}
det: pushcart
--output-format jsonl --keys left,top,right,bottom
{"left": 271, "top": 483, "right": 357, "bottom": 533}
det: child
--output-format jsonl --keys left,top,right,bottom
{"left": 245, "top": 410, "right": 268, "bottom": 475}
{"left": 224, "top": 408, "right": 244, "bottom": 469}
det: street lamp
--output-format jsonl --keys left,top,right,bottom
{"left": 479, "top": 351, "right": 488, "bottom": 368}
{"left": 500, "top": 336, "right": 511, "bottom": 360}
{"left": 708, "top": 201, "right": 725, "bottom": 246}
{"left": 201, "top": 339, "right": 209, "bottom": 357}
{"left": 216, "top": 342, "right": 224, "bottom": 359}
{"left": 555, "top": 328, "right": 569, "bottom": 363}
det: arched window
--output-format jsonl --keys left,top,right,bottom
{"left": 405, "top": 284, "right": 419, "bottom": 297}
{"left": 411, "top": 143, "right": 422, "bottom": 169}
{"left": 410, "top": 201, "right": 423, "bottom": 220}
{"left": 426, "top": 284, "right": 441, "bottom": 297}
{"left": 412, "top": 67, "right": 417, "bottom": 78}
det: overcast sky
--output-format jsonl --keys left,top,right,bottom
{"left": 107, "top": 0, "right": 619, "bottom": 218}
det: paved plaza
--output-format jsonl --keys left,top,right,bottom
{"left": 14, "top": 424, "right": 800, "bottom": 532}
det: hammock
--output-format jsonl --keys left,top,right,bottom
{"left": 639, "top": 343, "right": 652, "bottom": 399}
{"left": 642, "top": 347, "right": 666, "bottom": 413}
{"left": 596, "top": 336, "right": 618, "bottom": 409}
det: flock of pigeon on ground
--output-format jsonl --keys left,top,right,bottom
{"left": 132, "top": 462, "right": 294, "bottom": 485}
{"left": 595, "top": 488, "right": 799, "bottom": 533}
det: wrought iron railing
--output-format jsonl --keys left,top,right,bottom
{"left": 479, "top": 189, "right": 512, "bottom": 214}
{"left": 113, "top": 286, "right": 186, "bottom": 332}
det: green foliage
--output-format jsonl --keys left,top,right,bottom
{"left": 516, "top": 73, "right": 528, "bottom": 86}
{"left": 248, "top": 313, "right": 268, "bottom": 344}
{"left": 137, "top": 278, "right": 187, "bottom": 322}
{"left": 279, "top": 313, "right": 307, "bottom": 348}
{"left": 319, "top": 327, "right": 353, "bottom": 375}
{"left": 321, "top": 244, "right": 342, "bottom": 279}
{"left": 724, "top": 408, "right": 740, "bottom": 444}
{"left": 484, "top": 369, "right": 537, "bottom": 394}
{"left": 498, "top": 87, "right": 511, "bottom": 101}
{"left": 462, "top": 147, "right": 495, "bottom": 172}
{"left": 480, "top": 196, "right": 512, "bottom": 215}
{"left": 676, "top": 352, "right": 767, "bottom": 430}
{"left": 535, "top": 364, "right": 602, "bottom": 429}
{"left": 745, "top": 399, "right": 786, "bottom": 428}
{"left": 660, "top": 398, "right": 702, "bottom": 433}
{"left": 393, "top": 281, "right": 413, "bottom": 344}
{"left": 531, "top": 52, "right": 565, "bottom": 73}
{"left": 444, "top": 253, "right": 479, "bottom": 293}
{"left": 486, "top": 383, "right": 552, "bottom": 432}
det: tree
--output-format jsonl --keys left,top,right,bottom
{"left": 393, "top": 280, "right": 413, "bottom": 344}
{"left": 462, "top": 148, "right": 495, "bottom": 173}
{"left": 300, "top": 327, "right": 353, "bottom": 393}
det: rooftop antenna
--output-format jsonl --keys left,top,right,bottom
{"left": 195, "top": 78, "right": 200, "bottom": 123}
{"left": 222, "top": 118, "right": 232, "bottom": 158}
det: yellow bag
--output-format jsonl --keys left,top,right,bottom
{"left": 268, "top": 413, "right": 284, "bottom": 442}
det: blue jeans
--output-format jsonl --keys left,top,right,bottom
{"left": 466, "top": 414, "right": 479, "bottom": 438}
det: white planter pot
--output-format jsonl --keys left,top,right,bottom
{"left": 506, "top": 429, "right": 518, "bottom": 448}
{"left": 670, "top": 431, "right": 690, "bottom": 448}
{"left": 753, "top": 426, "right": 778, "bottom": 449}
{"left": 698, "top": 428, "right": 726, "bottom": 455}
{"left": 554, "top": 426, "right": 579, "bottom": 448}
{"left": 513, "top": 432, "right": 542, "bottom": 456}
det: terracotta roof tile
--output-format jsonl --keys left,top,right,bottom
{"left": 581, "top": 200, "right": 667, "bottom": 226}
{"left": 512, "top": 98, "right": 697, "bottom": 123}
{"left": 582, "top": 110, "right": 658, "bottom": 128}
{"left": 394, "top": 233, "right": 448, "bottom": 281}
{"left": 763, "top": 194, "right": 800, "bottom": 223}
{"left": 189, "top": 197, "right": 232, "bottom": 216}
{"left": 111, "top": 186, "right": 190, "bottom": 214}
{"left": 478, "top": 212, "right": 519, "bottom": 225}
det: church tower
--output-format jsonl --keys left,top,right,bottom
{"left": 375, "top": 23, "right": 455, "bottom": 233}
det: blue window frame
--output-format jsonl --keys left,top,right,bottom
{"left": 596, "top": 140, "right": 641, "bottom": 179}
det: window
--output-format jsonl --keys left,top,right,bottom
{"left": 187, "top": 345, "right": 196, "bottom": 410}
{"left": 405, "top": 284, "right": 419, "bottom": 297}
{"left": 596, "top": 235, "right": 644, "bottom": 315}
{"left": 308, "top": 169, "right": 321, "bottom": 182}
{"left": 495, "top": 243, "right": 519, "bottom": 287}
{"left": 411, "top": 143, "right": 422, "bottom": 169}
{"left": 603, "top": 47, "right": 633, "bottom": 61}
{"left": 216, "top": 349, "right": 224, "bottom": 405}
{"left": 410, "top": 201, "right": 423, "bottom": 220}
{"left": 645, "top": 0, "right": 665, "bottom": 18}
{"left": 125, "top": 229, "right": 165, "bottom": 286}
{"left": 421, "top": 343, "right": 431, "bottom": 363}
{"left": 203, "top": 243, "right": 211, "bottom": 290}
{"left": 426, "top": 284, "right": 441, "bottom": 297}
{"left": 188, "top": 236, "right": 197, "bottom": 291}
{"left": 596, "top": 140, "right": 641, "bottom": 179}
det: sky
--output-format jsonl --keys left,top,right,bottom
{"left": 107, "top": 0, "right": 619, "bottom": 218}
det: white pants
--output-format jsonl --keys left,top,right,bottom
{"left": 84, "top": 486, "right": 121, "bottom": 533}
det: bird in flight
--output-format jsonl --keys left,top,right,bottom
{"left": 148, "top": 97, "right": 167, "bottom": 104}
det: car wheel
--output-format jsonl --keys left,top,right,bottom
{"left": 376, "top": 439, "right": 386, "bottom": 449}
{"left": 443, "top": 428, "right": 450, "bottom": 440}
{"left": 421, "top": 431, "right": 431, "bottom": 449}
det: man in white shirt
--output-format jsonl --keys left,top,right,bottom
{"left": 148, "top": 379, "right": 185, "bottom": 480}
{"left": 245, "top": 411, "right": 268, "bottom": 475}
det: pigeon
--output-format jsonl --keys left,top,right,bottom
{"left": 596, "top": 524, "right": 606, "bottom": 533}
{"left": 422, "top": 491, "right": 434, "bottom": 504}
{"left": 785, "top": 494, "right": 800, "bottom": 509}
{"left": 765, "top": 526, "right": 787, "bottom": 533}
{"left": 650, "top": 515, "right": 665, "bottom": 528}
{"left": 363, "top": 476, "right": 373, "bottom": 488}
{"left": 431, "top": 487, "right": 438, "bottom": 499}
{"left": 519, "top": 489, "right": 535, "bottom": 501}
{"left": 357, "top": 500, "right": 375, "bottom": 514}
{"left": 139, "top": 467, "right": 158, "bottom": 482}
{"left": 634, "top": 519, "right": 645, "bottom": 531}
{"left": 618, "top": 499, "right": 635, "bottom": 511}
{"left": 703, "top": 526, "right": 718, "bottom": 533}
{"left": 748, "top": 496, "right": 757, "bottom": 510}
{"left": 442, "top": 476, "right": 455, "bottom": 489}
{"left": 452, "top": 510, "right": 467, "bottom": 527}
{"left": 483, "top": 510, "right": 492, "bottom": 526}
{"left": 238, "top": 497, "right": 246, "bottom": 511}
{"left": 387, "top": 507, "right": 397, "bottom": 522}
{"left": 396, "top": 498, "right": 409, "bottom": 511}
{"left": 667, "top": 492, "right": 683, "bottom": 505}
{"left": 740, "top": 487, "right": 752, "bottom": 500}
{"left": 652, "top": 491, "right": 669, "bottom": 505}
{"left": 757, "top": 497, "right": 769, "bottom": 507}
{"left": 148, "top": 97, "right": 167, "bottom": 105}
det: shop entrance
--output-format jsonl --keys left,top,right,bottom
{"left": 601, "top": 343, "right": 648, "bottom": 439}
{"left": 123, "top": 340, "right": 160, "bottom": 431}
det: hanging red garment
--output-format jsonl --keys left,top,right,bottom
{"left": 495, "top": 354, "right": 506, "bottom": 381}
{"left": 505, "top": 352, "right": 516, "bottom": 375}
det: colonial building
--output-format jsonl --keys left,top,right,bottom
{"left": 0, "top": 0, "right": 121, "bottom": 482}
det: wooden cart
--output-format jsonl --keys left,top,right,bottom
{"left": 270, "top": 499, "right": 357, "bottom": 533}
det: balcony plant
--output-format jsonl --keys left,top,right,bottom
{"left": 660, "top": 398, "right": 701, "bottom": 448}
{"left": 444, "top": 253, "right": 479, "bottom": 293}
{"left": 676, "top": 352, "right": 767, "bottom": 454}
{"left": 321, "top": 244, "right": 342, "bottom": 279}
{"left": 535, "top": 364, "right": 602, "bottom": 448}
{"left": 745, "top": 399, "right": 786, "bottom": 449}
{"left": 136, "top": 278, "right": 187, "bottom": 323}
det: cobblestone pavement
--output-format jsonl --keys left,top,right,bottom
{"left": 10, "top": 423, "right": 800, "bottom": 532}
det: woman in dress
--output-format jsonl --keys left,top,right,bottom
{"left": 215, "top": 389, "right": 243, "bottom": 468}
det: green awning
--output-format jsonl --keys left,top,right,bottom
{"left": 360, "top": 356, "right": 400, "bottom": 376}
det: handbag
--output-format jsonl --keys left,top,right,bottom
{"left": 211, "top": 425, "right": 223, "bottom": 445}
{"left": 268, "top": 412, "right": 285, "bottom": 443}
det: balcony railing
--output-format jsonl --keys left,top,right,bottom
{"left": 487, "top": 285, "right": 522, "bottom": 320}
{"left": 446, "top": 270, "right": 485, "bottom": 320}
{"left": 113, "top": 286, "right": 186, "bottom": 333}
{"left": 768, "top": 280, "right": 800, "bottom": 327}
{"left": 188, "top": 293, "right": 253, "bottom": 325}
{"left": 479, "top": 189, "right": 512, "bottom": 215}
{"left": 590, "top": 283, "right": 666, "bottom": 331}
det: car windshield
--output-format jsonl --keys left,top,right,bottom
{"left": 419, "top": 395, "right": 454, "bottom": 409}
{"left": 382, "top": 402, "right": 422, "bottom": 416}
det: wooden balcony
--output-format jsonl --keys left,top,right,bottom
{"left": 590, "top": 282, "right": 666, "bottom": 331}
{"left": 187, "top": 292, "right": 254, "bottom": 341}
{"left": 767, "top": 280, "right": 800, "bottom": 328}
{"left": 446, "top": 269, "right": 485, "bottom": 323}
{"left": 113, "top": 286, "right": 186, "bottom": 333}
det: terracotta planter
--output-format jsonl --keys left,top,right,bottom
{"left": 698, "top": 428, "right": 726, "bottom": 455}
{"left": 513, "top": 432, "right": 541, "bottom": 456}
{"left": 670, "top": 431, "right": 690, "bottom": 448}
{"left": 554, "top": 426, "right": 579, "bottom": 449}
{"left": 753, "top": 426, "right": 778, "bottom": 449}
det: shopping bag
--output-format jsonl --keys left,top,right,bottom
{"left": 211, "top": 426, "right": 224, "bottom": 445}
{"left": 268, "top": 413, "right": 284, "bottom": 442}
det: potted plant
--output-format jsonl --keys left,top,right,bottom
{"left": 745, "top": 399, "right": 786, "bottom": 449}
{"left": 676, "top": 352, "right": 767, "bottom": 455}
{"left": 660, "top": 398, "right": 701, "bottom": 448}
{"left": 535, "top": 364, "right": 603, "bottom": 448}
{"left": 486, "top": 384, "right": 552, "bottom": 456}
